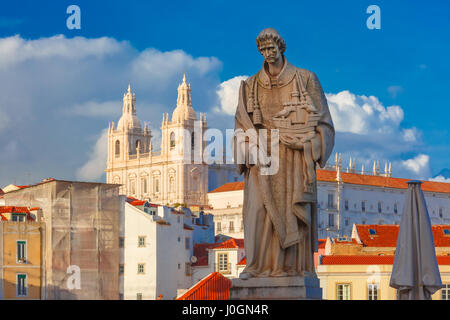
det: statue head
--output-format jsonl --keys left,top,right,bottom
{"left": 256, "top": 28, "right": 286, "bottom": 65}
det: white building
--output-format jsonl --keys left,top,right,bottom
{"left": 120, "top": 199, "right": 214, "bottom": 300}
{"left": 207, "top": 159, "right": 450, "bottom": 239}
{"left": 106, "top": 75, "right": 239, "bottom": 207}
{"left": 191, "top": 238, "right": 246, "bottom": 284}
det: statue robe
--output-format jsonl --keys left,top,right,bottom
{"left": 234, "top": 58, "right": 334, "bottom": 277}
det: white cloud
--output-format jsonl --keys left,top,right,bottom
{"left": 326, "top": 90, "right": 404, "bottom": 135}
{"left": 76, "top": 129, "right": 108, "bottom": 181}
{"left": 214, "top": 75, "right": 248, "bottom": 115}
{"left": 0, "top": 35, "right": 128, "bottom": 69}
{"left": 398, "top": 154, "right": 431, "bottom": 180}
{"left": 429, "top": 175, "right": 450, "bottom": 183}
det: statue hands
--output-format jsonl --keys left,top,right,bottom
{"left": 280, "top": 131, "right": 316, "bottom": 150}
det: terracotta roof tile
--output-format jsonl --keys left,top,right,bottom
{"left": 318, "top": 239, "right": 327, "bottom": 249}
{"left": 213, "top": 238, "right": 244, "bottom": 249}
{"left": 0, "top": 206, "right": 30, "bottom": 214}
{"left": 237, "top": 256, "right": 246, "bottom": 265}
{"left": 356, "top": 224, "right": 450, "bottom": 247}
{"left": 208, "top": 170, "right": 450, "bottom": 194}
{"left": 177, "top": 272, "right": 231, "bottom": 300}
{"left": 321, "top": 255, "right": 450, "bottom": 265}
{"left": 209, "top": 182, "right": 244, "bottom": 193}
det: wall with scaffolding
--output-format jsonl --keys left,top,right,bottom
{"left": 4, "top": 180, "right": 122, "bottom": 300}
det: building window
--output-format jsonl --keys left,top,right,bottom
{"left": 328, "top": 213, "right": 335, "bottom": 227}
{"left": 368, "top": 283, "right": 379, "bottom": 300}
{"left": 153, "top": 177, "right": 160, "bottom": 193}
{"left": 217, "top": 253, "right": 229, "bottom": 273}
{"left": 17, "top": 274, "right": 27, "bottom": 297}
{"left": 185, "top": 262, "right": 192, "bottom": 276}
{"left": 191, "top": 132, "right": 195, "bottom": 150}
{"left": 327, "top": 194, "right": 334, "bottom": 209}
{"left": 169, "top": 176, "right": 175, "bottom": 193}
{"left": 138, "top": 236, "right": 146, "bottom": 248}
{"left": 378, "top": 201, "right": 382, "bottom": 213}
{"left": 137, "top": 293, "right": 143, "bottom": 300}
{"left": 137, "top": 264, "right": 145, "bottom": 274}
{"left": 344, "top": 218, "right": 350, "bottom": 227}
{"left": 217, "top": 222, "right": 222, "bottom": 232}
{"left": 170, "top": 132, "right": 176, "bottom": 149}
{"left": 119, "top": 264, "right": 124, "bottom": 275}
{"left": 442, "top": 284, "right": 450, "bottom": 300}
{"left": 361, "top": 201, "right": 366, "bottom": 213}
{"left": 17, "top": 241, "right": 26, "bottom": 263}
{"left": 12, "top": 214, "right": 26, "bottom": 222}
{"left": 119, "top": 237, "right": 124, "bottom": 248}
{"left": 344, "top": 200, "right": 349, "bottom": 211}
{"left": 185, "top": 237, "right": 190, "bottom": 250}
{"left": 141, "top": 177, "right": 147, "bottom": 194}
{"left": 394, "top": 203, "right": 398, "bottom": 214}
{"left": 129, "top": 179, "right": 136, "bottom": 195}
{"left": 229, "top": 221, "right": 234, "bottom": 232}
{"left": 178, "top": 263, "right": 181, "bottom": 269}
{"left": 336, "top": 283, "right": 351, "bottom": 300}
{"left": 115, "top": 140, "right": 120, "bottom": 157}
{"left": 439, "top": 208, "right": 443, "bottom": 219}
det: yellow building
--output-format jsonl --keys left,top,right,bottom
{"left": 317, "top": 224, "right": 450, "bottom": 300}
{"left": 0, "top": 218, "right": 43, "bottom": 300}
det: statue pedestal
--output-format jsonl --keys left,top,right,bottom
{"left": 230, "top": 276, "right": 322, "bottom": 300}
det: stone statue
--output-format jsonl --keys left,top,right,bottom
{"left": 234, "top": 28, "right": 335, "bottom": 280}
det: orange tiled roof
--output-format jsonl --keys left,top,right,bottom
{"left": 192, "top": 238, "right": 245, "bottom": 266}
{"left": 209, "top": 182, "right": 244, "bottom": 193}
{"left": 177, "top": 272, "right": 231, "bottom": 300}
{"left": 356, "top": 224, "right": 450, "bottom": 247}
{"left": 208, "top": 170, "right": 450, "bottom": 194}
{"left": 0, "top": 206, "right": 30, "bottom": 214}
{"left": 321, "top": 255, "right": 450, "bottom": 265}
{"left": 213, "top": 238, "right": 244, "bottom": 249}
{"left": 318, "top": 239, "right": 327, "bottom": 249}
{"left": 237, "top": 256, "right": 246, "bottom": 265}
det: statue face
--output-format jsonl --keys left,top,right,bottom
{"left": 258, "top": 39, "right": 282, "bottom": 65}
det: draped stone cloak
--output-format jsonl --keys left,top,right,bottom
{"left": 234, "top": 58, "right": 334, "bottom": 276}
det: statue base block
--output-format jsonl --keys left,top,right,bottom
{"left": 230, "top": 276, "right": 322, "bottom": 300}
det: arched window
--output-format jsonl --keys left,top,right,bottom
{"left": 136, "top": 140, "right": 141, "bottom": 152}
{"left": 170, "top": 132, "right": 176, "bottom": 148}
{"left": 115, "top": 140, "right": 120, "bottom": 157}
{"left": 169, "top": 176, "right": 175, "bottom": 193}
{"left": 191, "top": 132, "right": 195, "bottom": 150}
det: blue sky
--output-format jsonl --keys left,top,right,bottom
{"left": 0, "top": 0, "right": 450, "bottom": 185}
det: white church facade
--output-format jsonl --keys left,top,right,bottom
{"left": 106, "top": 75, "right": 239, "bottom": 207}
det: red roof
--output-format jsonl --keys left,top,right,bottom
{"left": 321, "top": 255, "right": 450, "bottom": 265}
{"left": 209, "top": 182, "right": 244, "bottom": 193}
{"left": 356, "top": 224, "right": 450, "bottom": 247}
{"left": 237, "top": 256, "right": 246, "bottom": 265}
{"left": 0, "top": 206, "right": 30, "bottom": 214}
{"left": 208, "top": 170, "right": 450, "bottom": 194}
{"left": 213, "top": 238, "right": 244, "bottom": 249}
{"left": 130, "top": 200, "right": 146, "bottom": 206}
{"left": 318, "top": 239, "right": 327, "bottom": 249}
{"left": 317, "top": 170, "right": 450, "bottom": 193}
{"left": 192, "top": 238, "right": 245, "bottom": 267}
{"left": 177, "top": 272, "right": 231, "bottom": 300}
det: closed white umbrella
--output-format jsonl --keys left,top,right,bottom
{"left": 389, "top": 180, "right": 443, "bottom": 299}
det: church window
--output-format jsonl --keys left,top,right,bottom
{"left": 229, "top": 221, "right": 234, "bottom": 232}
{"left": 129, "top": 179, "right": 136, "bottom": 195}
{"left": 141, "top": 177, "right": 147, "bottom": 194}
{"left": 170, "top": 132, "right": 176, "bottom": 149}
{"left": 169, "top": 176, "right": 175, "bottom": 193}
{"left": 154, "top": 177, "right": 160, "bottom": 193}
{"left": 115, "top": 140, "right": 120, "bottom": 157}
{"left": 191, "top": 132, "right": 195, "bottom": 150}
{"left": 217, "top": 222, "right": 222, "bottom": 232}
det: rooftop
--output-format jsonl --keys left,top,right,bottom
{"left": 177, "top": 272, "right": 231, "bottom": 300}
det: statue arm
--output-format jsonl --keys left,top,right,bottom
{"left": 306, "top": 72, "right": 335, "bottom": 167}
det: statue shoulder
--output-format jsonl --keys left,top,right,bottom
{"left": 244, "top": 74, "right": 258, "bottom": 88}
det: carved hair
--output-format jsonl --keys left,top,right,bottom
{"left": 256, "top": 28, "right": 286, "bottom": 54}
